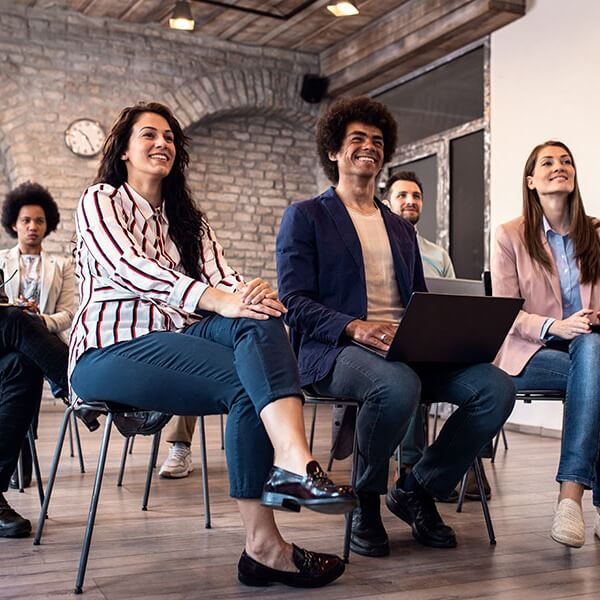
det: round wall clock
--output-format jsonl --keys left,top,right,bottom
{"left": 64, "top": 118, "right": 106, "bottom": 157}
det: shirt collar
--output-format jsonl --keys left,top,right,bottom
{"left": 121, "top": 182, "right": 165, "bottom": 222}
{"left": 542, "top": 215, "right": 558, "bottom": 238}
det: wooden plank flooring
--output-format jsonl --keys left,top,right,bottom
{"left": 1, "top": 404, "right": 600, "bottom": 599}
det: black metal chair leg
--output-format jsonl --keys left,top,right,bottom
{"left": 67, "top": 416, "right": 75, "bottom": 458}
{"left": 198, "top": 417, "right": 211, "bottom": 529}
{"left": 72, "top": 412, "right": 85, "bottom": 473}
{"left": 220, "top": 414, "right": 225, "bottom": 451}
{"left": 34, "top": 405, "right": 73, "bottom": 545}
{"left": 501, "top": 427, "right": 508, "bottom": 450}
{"left": 142, "top": 431, "right": 161, "bottom": 511}
{"left": 128, "top": 435, "right": 135, "bottom": 455}
{"left": 432, "top": 402, "right": 440, "bottom": 441}
{"left": 456, "top": 470, "right": 468, "bottom": 513}
{"left": 27, "top": 427, "right": 44, "bottom": 508}
{"left": 343, "top": 407, "right": 360, "bottom": 563}
{"left": 117, "top": 436, "right": 131, "bottom": 487}
{"left": 491, "top": 430, "right": 501, "bottom": 464}
{"left": 308, "top": 404, "right": 317, "bottom": 452}
{"left": 74, "top": 412, "right": 114, "bottom": 594}
{"left": 473, "top": 458, "right": 496, "bottom": 545}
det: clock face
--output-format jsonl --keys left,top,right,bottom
{"left": 64, "top": 118, "right": 106, "bottom": 157}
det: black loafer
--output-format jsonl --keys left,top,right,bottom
{"left": 261, "top": 460, "right": 357, "bottom": 514}
{"left": 350, "top": 495, "right": 390, "bottom": 557}
{"left": 386, "top": 481, "right": 457, "bottom": 548}
{"left": 113, "top": 411, "right": 172, "bottom": 437}
{"left": 238, "top": 544, "right": 344, "bottom": 588}
{"left": 0, "top": 493, "right": 31, "bottom": 538}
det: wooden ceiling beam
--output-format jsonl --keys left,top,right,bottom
{"left": 321, "top": 0, "right": 526, "bottom": 97}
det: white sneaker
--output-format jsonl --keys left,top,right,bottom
{"left": 551, "top": 498, "right": 585, "bottom": 548}
{"left": 159, "top": 444, "right": 193, "bottom": 479}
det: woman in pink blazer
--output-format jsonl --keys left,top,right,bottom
{"left": 492, "top": 140, "right": 600, "bottom": 548}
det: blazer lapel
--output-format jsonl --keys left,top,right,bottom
{"left": 321, "top": 189, "right": 365, "bottom": 285}
{"left": 39, "top": 251, "right": 55, "bottom": 314}
{"left": 5, "top": 246, "right": 20, "bottom": 303}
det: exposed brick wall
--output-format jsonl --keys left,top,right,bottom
{"left": 188, "top": 115, "right": 319, "bottom": 282}
{"left": 0, "top": 5, "right": 320, "bottom": 266}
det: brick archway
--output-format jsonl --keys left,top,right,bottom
{"left": 166, "top": 67, "right": 319, "bottom": 131}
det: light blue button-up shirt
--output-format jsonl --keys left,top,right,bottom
{"left": 540, "top": 216, "right": 582, "bottom": 338}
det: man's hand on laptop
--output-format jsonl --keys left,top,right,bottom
{"left": 345, "top": 320, "right": 398, "bottom": 351}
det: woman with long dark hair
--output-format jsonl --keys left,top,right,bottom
{"left": 69, "top": 102, "right": 356, "bottom": 587}
{"left": 493, "top": 140, "right": 600, "bottom": 548}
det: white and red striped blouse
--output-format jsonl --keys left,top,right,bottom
{"left": 68, "top": 182, "right": 242, "bottom": 378}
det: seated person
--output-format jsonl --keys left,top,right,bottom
{"left": 492, "top": 140, "right": 600, "bottom": 548}
{"left": 69, "top": 102, "right": 356, "bottom": 588}
{"left": 276, "top": 96, "right": 515, "bottom": 558}
{"left": 0, "top": 182, "right": 75, "bottom": 537}
{"left": 386, "top": 171, "right": 491, "bottom": 501}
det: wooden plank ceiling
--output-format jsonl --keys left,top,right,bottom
{"left": 14, "top": 0, "right": 526, "bottom": 96}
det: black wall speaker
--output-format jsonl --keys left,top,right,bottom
{"left": 300, "top": 74, "right": 329, "bottom": 103}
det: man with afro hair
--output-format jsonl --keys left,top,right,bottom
{"left": 0, "top": 182, "right": 77, "bottom": 538}
{"left": 276, "top": 96, "right": 515, "bottom": 557}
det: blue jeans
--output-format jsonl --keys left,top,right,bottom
{"left": 313, "top": 345, "right": 515, "bottom": 499}
{"left": 71, "top": 315, "right": 302, "bottom": 499}
{"left": 512, "top": 334, "right": 600, "bottom": 506}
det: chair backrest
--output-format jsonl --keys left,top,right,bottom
{"left": 424, "top": 276, "right": 485, "bottom": 297}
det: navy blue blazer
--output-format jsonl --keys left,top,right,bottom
{"left": 276, "top": 186, "right": 427, "bottom": 387}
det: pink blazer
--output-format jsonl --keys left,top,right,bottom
{"left": 491, "top": 216, "right": 600, "bottom": 375}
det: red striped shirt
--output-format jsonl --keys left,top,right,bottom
{"left": 69, "top": 182, "right": 242, "bottom": 379}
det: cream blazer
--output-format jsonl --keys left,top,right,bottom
{"left": 491, "top": 216, "right": 600, "bottom": 375}
{"left": 0, "top": 245, "right": 76, "bottom": 342}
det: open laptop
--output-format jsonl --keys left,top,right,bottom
{"left": 355, "top": 292, "right": 523, "bottom": 364}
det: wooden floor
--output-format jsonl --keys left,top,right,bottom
{"left": 1, "top": 405, "right": 600, "bottom": 600}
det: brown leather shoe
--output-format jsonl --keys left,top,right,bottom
{"left": 465, "top": 464, "right": 492, "bottom": 501}
{"left": 261, "top": 460, "right": 357, "bottom": 514}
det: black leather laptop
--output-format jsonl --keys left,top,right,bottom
{"left": 355, "top": 292, "right": 523, "bottom": 364}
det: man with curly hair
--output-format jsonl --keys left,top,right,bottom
{"left": 276, "top": 96, "right": 515, "bottom": 557}
{"left": 0, "top": 182, "right": 78, "bottom": 537}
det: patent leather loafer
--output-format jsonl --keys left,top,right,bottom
{"left": 113, "top": 411, "right": 172, "bottom": 437}
{"left": 0, "top": 493, "right": 31, "bottom": 538}
{"left": 261, "top": 460, "right": 357, "bottom": 514}
{"left": 386, "top": 482, "right": 457, "bottom": 548}
{"left": 238, "top": 544, "right": 345, "bottom": 588}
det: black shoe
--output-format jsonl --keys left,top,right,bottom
{"left": 75, "top": 407, "right": 102, "bottom": 433}
{"left": 0, "top": 493, "right": 31, "bottom": 538}
{"left": 261, "top": 460, "right": 357, "bottom": 514}
{"left": 464, "top": 465, "right": 492, "bottom": 501}
{"left": 350, "top": 493, "right": 389, "bottom": 557}
{"left": 386, "top": 479, "right": 457, "bottom": 548}
{"left": 113, "top": 411, "right": 172, "bottom": 437}
{"left": 238, "top": 544, "right": 344, "bottom": 588}
{"left": 10, "top": 443, "right": 32, "bottom": 490}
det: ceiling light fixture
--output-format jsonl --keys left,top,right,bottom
{"left": 327, "top": 1, "right": 359, "bottom": 17}
{"left": 169, "top": 1, "right": 195, "bottom": 31}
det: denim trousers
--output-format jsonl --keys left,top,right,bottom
{"left": 71, "top": 316, "right": 302, "bottom": 498}
{"left": 511, "top": 333, "right": 600, "bottom": 506}
{"left": 0, "top": 306, "right": 68, "bottom": 491}
{"left": 313, "top": 345, "right": 515, "bottom": 499}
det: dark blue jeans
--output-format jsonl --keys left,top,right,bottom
{"left": 512, "top": 333, "right": 600, "bottom": 506}
{"left": 71, "top": 316, "right": 302, "bottom": 498}
{"left": 313, "top": 345, "right": 515, "bottom": 499}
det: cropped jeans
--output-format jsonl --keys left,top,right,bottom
{"left": 71, "top": 315, "right": 302, "bottom": 499}
{"left": 511, "top": 333, "right": 600, "bottom": 506}
{"left": 313, "top": 345, "right": 516, "bottom": 499}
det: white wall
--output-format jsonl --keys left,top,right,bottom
{"left": 490, "top": 0, "right": 600, "bottom": 430}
